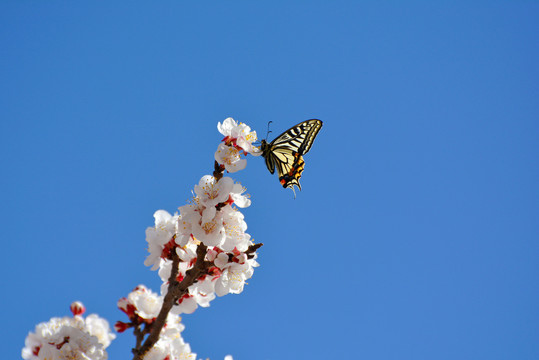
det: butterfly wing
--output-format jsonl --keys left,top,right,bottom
{"left": 275, "top": 149, "right": 305, "bottom": 190}
{"left": 262, "top": 143, "right": 277, "bottom": 174}
{"left": 262, "top": 119, "right": 322, "bottom": 191}
{"left": 270, "top": 119, "right": 323, "bottom": 156}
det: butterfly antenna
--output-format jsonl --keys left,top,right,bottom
{"left": 265, "top": 121, "right": 273, "bottom": 141}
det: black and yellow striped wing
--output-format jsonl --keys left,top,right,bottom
{"left": 261, "top": 119, "right": 323, "bottom": 192}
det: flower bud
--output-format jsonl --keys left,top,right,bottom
{"left": 70, "top": 301, "right": 86, "bottom": 316}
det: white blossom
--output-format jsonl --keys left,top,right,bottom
{"left": 178, "top": 176, "right": 252, "bottom": 249}
{"left": 191, "top": 210, "right": 226, "bottom": 247}
{"left": 221, "top": 206, "right": 251, "bottom": 252}
{"left": 189, "top": 277, "right": 217, "bottom": 308}
{"left": 194, "top": 175, "right": 233, "bottom": 208}
{"left": 215, "top": 142, "right": 247, "bottom": 173}
{"left": 171, "top": 294, "right": 198, "bottom": 315}
{"left": 85, "top": 314, "right": 115, "bottom": 348}
{"left": 127, "top": 285, "right": 163, "bottom": 321}
{"left": 215, "top": 118, "right": 260, "bottom": 173}
{"left": 175, "top": 214, "right": 193, "bottom": 247}
{"left": 22, "top": 312, "right": 114, "bottom": 360}
{"left": 145, "top": 210, "right": 179, "bottom": 270}
{"left": 214, "top": 252, "right": 230, "bottom": 269}
{"left": 215, "top": 258, "right": 258, "bottom": 296}
{"left": 217, "top": 117, "right": 258, "bottom": 154}
{"left": 217, "top": 117, "right": 237, "bottom": 137}
{"left": 230, "top": 182, "right": 251, "bottom": 208}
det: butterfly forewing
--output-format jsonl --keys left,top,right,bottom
{"left": 271, "top": 119, "right": 322, "bottom": 156}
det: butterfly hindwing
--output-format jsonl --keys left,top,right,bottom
{"left": 261, "top": 119, "right": 322, "bottom": 192}
{"left": 277, "top": 151, "right": 305, "bottom": 190}
{"left": 264, "top": 150, "right": 276, "bottom": 174}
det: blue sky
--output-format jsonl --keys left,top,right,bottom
{"left": 1, "top": 2, "right": 537, "bottom": 359}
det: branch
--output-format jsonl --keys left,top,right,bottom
{"left": 213, "top": 160, "right": 224, "bottom": 181}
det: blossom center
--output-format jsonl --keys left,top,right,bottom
{"left": 202, "top": 221, "right": 216, "bottom": 234}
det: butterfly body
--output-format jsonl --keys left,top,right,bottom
{"left": 260, "top": 119, "right": 323, "bottom": 192}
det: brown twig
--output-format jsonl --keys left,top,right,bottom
{"left": 213, "top": 160, "right": 225, "bottom": 181}
{"left": 133, "top": 322, "right": 150, "bottom": 350}
{"left": 246, "top": 243, "right": 263, "bottom": 259}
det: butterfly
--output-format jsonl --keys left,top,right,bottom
{"left": 260, "top": 119, "right": 323, "bottom": 194}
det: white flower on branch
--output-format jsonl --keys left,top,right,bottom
{"left": 145, "top": 210, "right": 180, "bottom": 270}
{"left": 215, "top": 256, "right": 259, "bottom": 296}
{"left": 178, "top": 175, "right": 252, "bottom": 249}
{"left": 230, "top": 182, "right": 251, "bottom": 208}
{"left": 127, "top": 285, "right": 163, "bottom": 321}
{"left": 217, "top": 117, "right": 259, "bottom": 155}
{"left": 195, "top": 175, "right": 234, "bottom": 208}
{"left": 22, "top": 302, "right": 115, "bottom": 360}
{"left": 215, "top": 142, "right": 247, "bottom": 173}
{"left": 215, "top": 117, "right": 260, "bottom": 173}
{"left": 85, "top": 314, "right": 115, "bottom": 349}
{"left": 221, "top": 206, "right": 251, "bottom": 252}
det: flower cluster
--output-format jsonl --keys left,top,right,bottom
{"left": 141, "top": 118, "right": 260, "bottom": 316}
{"left": 22, "top": 117, "right": 261, "bottom": 360}
{"left": 144, "top": 172, "right": 259, "bottom": 315}
{"left": 215, "top": 117, "right": 260, "bottom": 172}
{"left": 22, "top": 302, "right": 115, "bottom": 360}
